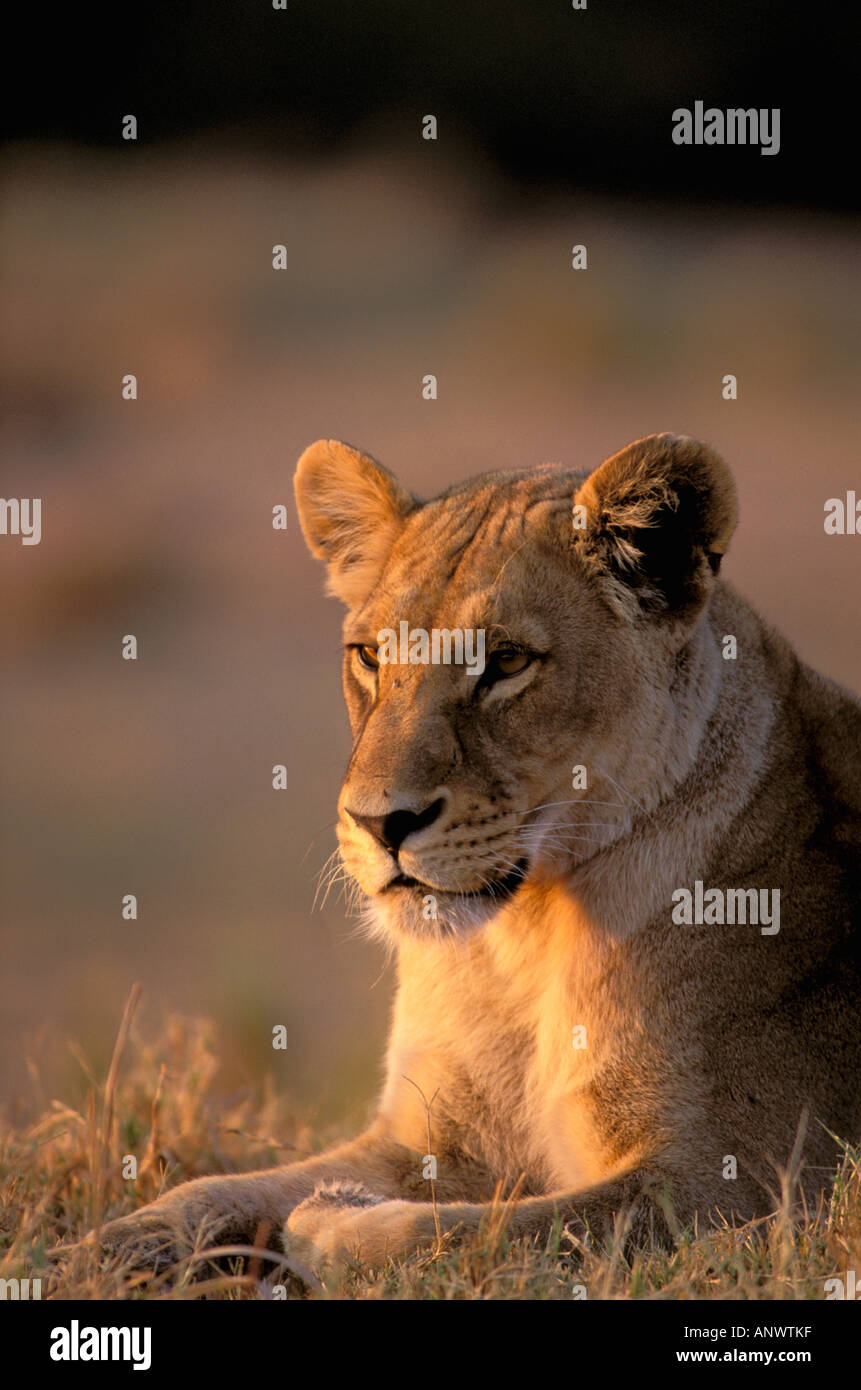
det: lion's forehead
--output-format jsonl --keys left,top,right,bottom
{"left": 411, "top": 471, "right": 576, "bottom": 557}
{"left": 355, "top": 473, "right": 576, "bottom": 632}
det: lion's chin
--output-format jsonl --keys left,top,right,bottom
{"left": 362, "top": 857, "right": 531, "bottom": 941}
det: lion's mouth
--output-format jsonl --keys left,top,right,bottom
{"left": 382, "top": 856, "right": 529, "bottom": 903}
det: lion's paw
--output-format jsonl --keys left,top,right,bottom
{"left": 284, "top": 1187, "right": 431, "bottom": 1277}
{"left": 89, "top": 1196, "right": 240, "bottom": 1281}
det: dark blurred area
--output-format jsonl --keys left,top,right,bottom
{"left": 9, "top": 0, "right": 856, "bottom": 211}
{"left": 1, "top": 3, "right": 858, "bottom": 1126}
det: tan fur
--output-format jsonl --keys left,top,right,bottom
{"left": 97, "top": 434, "right": 861, "bottom": 1277}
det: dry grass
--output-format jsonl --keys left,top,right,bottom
{"left": 2, "top": 1002, "right": 858, "bottom": 1301}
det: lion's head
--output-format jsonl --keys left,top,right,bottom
{"left": 295, "top": 433, "right": 737, "bottom": 938}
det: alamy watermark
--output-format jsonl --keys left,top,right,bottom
{"left": 376, "top": 623, "right": 486, "bottom": 676}
{"left": 824, "top": 1270, "right": 859, "bottom": 1299}
{"left": 672, "top": 103, "right": 780, "bottom": 156}
{"left": 0, "top": 497, "right": 41, "bottom": 545}
{"left": 0, "top": 1276, "right": 42, "bottom": 1299}
{"left": 50, "top": 1321, "right": 151, "bottom": 1370}
{"left": 672, "top": 881, "right": 780, "bottom": 935}
{"left": 824, "top": 491, "right": 859, "bottom": 534}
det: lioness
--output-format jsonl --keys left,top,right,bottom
{"left": 100, "top": 433, "right": 861, "bottom": 1276}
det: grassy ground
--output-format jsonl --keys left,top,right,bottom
{"left": 2, "top": 1003, "right": 858, "bottom": 1301}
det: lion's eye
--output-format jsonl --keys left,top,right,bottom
{"left": 356, "top": 644, "right": 380, "bottom": 670}
{"left": 490, "top": 650, "right": 531, "bottom": 678}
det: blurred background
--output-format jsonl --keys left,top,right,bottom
{"left": 1, "top": 2, "right": 858, "bottom": 1126}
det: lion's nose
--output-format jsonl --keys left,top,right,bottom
{"left": 347, "top": 798, "right": 445, "bottom": 854}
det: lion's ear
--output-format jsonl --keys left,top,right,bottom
{"left": 572, "top": 433, "right": 738, "bottom": 617}
{"left": 294, "top": 440, "right": 417, "bottom": 606}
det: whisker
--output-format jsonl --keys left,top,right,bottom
{"left": 313, "top": 847, "right": 344, "bottom": 912}
{"left": 300, "top": 819, "right": 339, "bottom": 865}
{"left": 527, "top": 798, "right": 626, "bottom": 814}
{"left": 524, "top": 820, "right": 619, "bottom": 830}
{"left": 594, "top": 767, "right": 658, "bottom": 826}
